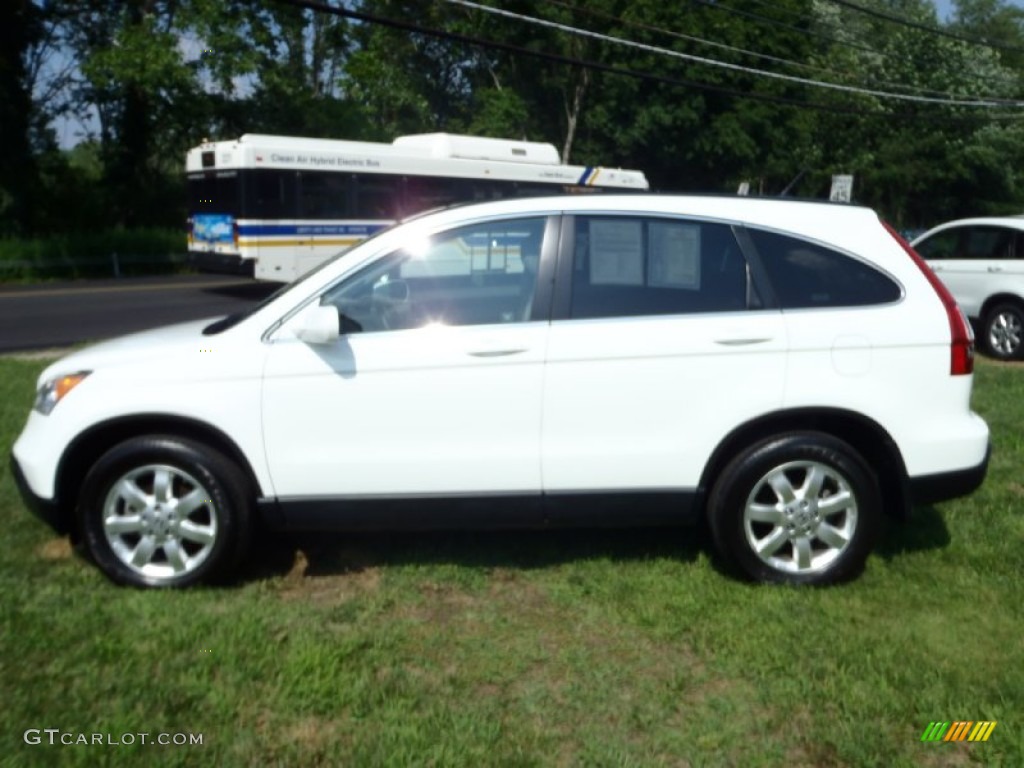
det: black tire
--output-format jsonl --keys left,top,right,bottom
{"left": 78, "top": 436, "right": 252, "bottom": 588}
{"left": 982, "top": 302, "right": 1024, "bottom": 361}
{"left": 708, "top": 432, "right": 880, "bottom": 586}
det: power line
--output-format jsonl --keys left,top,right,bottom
{"left": 446, "top": 0, "right": 1024, "bottom": 107}
{"left": 542, "top": 0, "right": 855, "bottom": 78}
{"left": 727, "top": 0, "right": 821, "bottom": 28}
{"left": 739, "top": 0, "right": 830, "bottom": 28}
{"left": 690, "top": 0, "right": 888, "bottom": 58}
{"left": 538, "top": 0, "right": 1020, "bottom": 104}
{"left": 267, "top": 0, "right": 1024, "bottom": 122}
{"left": 823, "top": 0, "right": 1024, "bottom": 54}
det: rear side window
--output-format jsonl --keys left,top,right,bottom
{"left": 963, "top": 226, "right": 1013, "bottom": 260}
{"left": 569, "top": 216, "right": 752, "bottom": 319}
{"left": 747, "top": 229, "right": 901, "bottom": 309}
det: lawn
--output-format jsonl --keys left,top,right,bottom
{"left": 1, "top": 356, "right": 1021, "bottom": 767}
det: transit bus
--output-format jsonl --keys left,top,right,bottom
{"left": 186, "top": 132, "right": 649, "bottom": 282}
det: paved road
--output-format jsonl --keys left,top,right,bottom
{"left": 0, "top": 275, "right": 279, "bottom": 353}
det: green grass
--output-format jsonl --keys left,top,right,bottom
{"left": 1, "top": 356, "right": 1021, "bottom": 767}
{"left": 0, "top": 229, "right": 187, "bottom": 281}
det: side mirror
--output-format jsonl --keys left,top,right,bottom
{"left": 294, "top": 304, "right": 340, "bottom": 345}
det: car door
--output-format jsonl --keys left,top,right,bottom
{"left": 1006, "top": 229, "right": 1024, "bottom": 284}
{"left": 540, "top": 214, "right": 787, "bottom": 516}
{"left": 261, "top": 215, "right": 555, "bottom": 517}
{"left": 917, "top": 225, "right": 1013, "bottom": 318}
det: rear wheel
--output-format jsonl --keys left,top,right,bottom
{"left": 79, "top": 436, "right": 251, "bottom": 588}
{"left": 708, "top": 433, "right": 880, "bottom": 585}
{"left": 982, "top": 302, "right": 1024, "bottom": 361}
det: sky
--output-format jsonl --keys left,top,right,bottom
{"left": 937, "top": 0, "right": 1024, "bottom": 17}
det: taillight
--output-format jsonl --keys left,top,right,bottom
{"left": 883, "top": 221, "right": 973, "bottom": 375}
{"left": 233, "top": 220, "right": 240, "bottom": 248}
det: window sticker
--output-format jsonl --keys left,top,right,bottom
{"left": 471, "top": 247, "right": 490, "bottom": 272}
{"left": 649, "top": 222, "right": 701, "bottom": 289}
{"left": 589, "top": 219, "right": 644, "bottom": 286}
{"left": 488, "top": 245, "right": 508, "bottom": 272}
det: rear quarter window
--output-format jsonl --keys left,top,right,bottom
{"left": 747, "top": 228, "right": 901, "bottom": 309}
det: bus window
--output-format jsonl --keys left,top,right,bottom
{"left": 298, "top": 171, "right": 352, "bottom": 219}
{"left": 354, "top": 175, "right": 401, "bottom": 219}
{"left": 467, "top": 179, "right": 512, "bottom": 202}
{"left": 514, "top": 182, "right": 565, "bottom": 198}
{"left": 249, "top": 169, "right": 297, "bottom": 219}
{"left": 188, "top": 171, "right": 241, "bottom": 216}
{"left": 403, "top": 176, "right": 473, "bottom": 214}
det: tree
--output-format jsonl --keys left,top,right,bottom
{"left": 186, "top": 0, "right": 360, "bottom": 139}
{"left": 0, "top": 1, "right": 43, "bottom": 234}
{"left": 800, "top": 0, "right": 1024, "bottom": 226}
{"left": 59, "top": 0, "right": 196, "bottom": 227}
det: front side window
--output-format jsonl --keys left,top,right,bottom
{"left": 747, "top": 229, "right": 901, "bottom": 309}
{"left": 569, "top": 216, "right": 751, "bottom": 319}
{"left": 914, "top": 229, "right": 959, "bottom": 260}
{"left": 320, "top": 217, "right": 546, "bottom": 333}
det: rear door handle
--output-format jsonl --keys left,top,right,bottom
{"left": 714, "top": 337, "right": 773, "bottom": 346}
{"left": 988, "top": 266, "right": 1003, "bottom": 273}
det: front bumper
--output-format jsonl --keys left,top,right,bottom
{"left": 9, "top": 453, "right": 69, "bottom": 534}
{"left": 908, "top": 441, "right": 991, "bottom": 506}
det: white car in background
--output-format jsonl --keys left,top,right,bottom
{"left": 12, "top": 195, "right": 990, "bottom": 588}
{"left": 911, "top": 217, "right": 1024, "bottom": 360}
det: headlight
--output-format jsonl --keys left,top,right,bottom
{"left": 34, "top": 371, "right": 91, "bottom": 415}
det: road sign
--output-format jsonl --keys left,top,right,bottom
{"left": 830, "top": 174, "right": 854, "bottom": 203}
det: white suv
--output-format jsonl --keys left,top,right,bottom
{"left": 11, "top": 196, "right": 990, "bottom": 588}
{"left": 911, "top": 217, "right": 1024, "bottom": 360}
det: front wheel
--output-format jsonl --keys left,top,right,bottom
{"left": 708, "top": 433, "right": 880, "bottom": 585}
{"left": 79, "top": 436, "right": 251, "bottom": 588}
{"left": 982, "top": 302, "right": 1024, "bottom": 361}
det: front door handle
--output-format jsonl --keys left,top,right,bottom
{"left": 466, "top": 335, "right": 529, "bottom": 357}
{"left": 988, "top": 266, "right": 1003, "bottom": 273}
{"left": 468, "top": 348, "right": 527, "bottom": 357}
